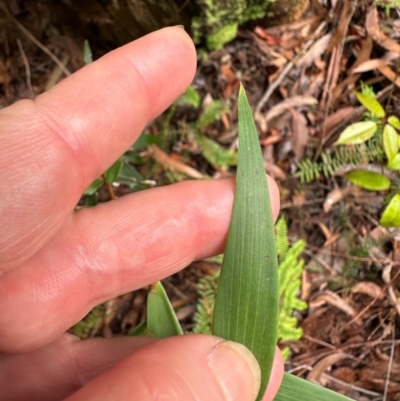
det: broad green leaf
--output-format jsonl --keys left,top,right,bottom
{"left": 346, "top": 170, "right": 391, "bottom": 191}
{"left": 274, "top": 373, "right": 353, "bottom": 401}
{"left": 212, "top": 85, "right": 279, "bottom": 401}
{"left": 128, "top": 320, "right": 148, "bottom": 336}
{"left": 389, "top": 153, "right": 400, "bottom": 170}
{"left": 383, "top": 124, "right": 399, "bottom": 164}
{"left": 356, "top": 92, "right": 385, "bottom": 118}
{"left": 84, "top": 177, "right": 103, "bottom": 195}
{"left": 147, "top": 281, "right": 183, "bottom": 338}
{"left": 380, "top": 194, "right": 400, "bottom": 227}
{"left": 198, "top": 100, "right": 224, "bottom": 130}
{"left": 388, "top": 115, "right": 400, "bottom": 130}
{"left": 104, "top": 159, "right": 123, "bottom": 183}
{"left": 83, "top": 40, "right": 93, "bottom": 65}
{"left": 334, "top": 121, "right": 377, "bottom": 145}
{"left": 176, "top": 85, "right": 201, "bottom": 108}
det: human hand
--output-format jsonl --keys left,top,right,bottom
{"left": 0, "top": 27, "right": 283, "bottom": 401}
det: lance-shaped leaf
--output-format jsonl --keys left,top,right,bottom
{"left": 346, "top": 170, "right": 391, "bottom": 191}
{"left": 389, "top": 153, "right": 400, "bottom": 170}
{"left": 147, "top": 281, "right": 183, "bottom": 338}
{"left": 334, "top": 121, "right": 377, "bottom": 145}
{"left": 383, "top": 124, "right": 399, "bottom": 165}
{"left": 355, "top": 92, "right": 385, "bottom": 118}
{"left": 212, "top": 85, "right": 279, "bottom": 401}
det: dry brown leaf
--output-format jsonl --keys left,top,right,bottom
{"left": 366, "top": 7, "right": 400, "bottom": 54}
{"left": 377, "top": 64, "right": 400, "bottom": 89}
{"left": 351, "top": 282, "right": 384, "bottom": 300}
{"left": 297, "top": 33, "right": 333, "bottom": 68}
{"left": 310, "top": 291, "right": 360, "bottom": 324}
{"left": 352, "top": 58, "right": 390, "bottom": 73}
{"left": 265, "top": 96, "right": 318, "bottom": 122}
{"left": 307, "top": 353, "right": 349, "bottom": 384}
{"left": 150, "top": 145, "right": 205, "bottom": 179}
{"left": 323, "top": 185, "right": 362, "bottom": 213}
{"left": 317, "top": 222, "right": 333, "bottom": 241}
{"left": 289, "top": 108, "right": 309, "bottom": 162}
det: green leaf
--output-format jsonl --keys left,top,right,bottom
{"left": 198, "top": 100, "right": 224, "bottom": 130}
{"left": 356, "top": 92, "right": 385, "bottom": 118}
{"left": 334, "top": 121, "right": 377, "bottom": 145}
{"left": 128, "top": 320, "right": 148, "bottom": 336}
{"left": 147, "top": 281, "right": 183, "bottom": 338}
{"left": 212, "top": 85, "right": 279, "bottom": 401}
{"left": 346, "top": 170, "right": 391, "bottom": 191}
{"left": 131, "top": 133, "right": 160, "bottom": 150}
{"left": 383, "top": 124, "right": 399, "bottom": 164}
{"left": 389, "top": 153, "right": 400, "bottom": 170}
{"left": 83, "top": 40, "right": 93, "bottom": 65}
{"left": 176, "top": 85, "right": 201, "bottom": 108}
{"left": 380, "top": 194, "right": 400, "bottom": 227}
{"left": 388, "top": 115, "right": 400, "bottom": 130}
{"left": 104, "top": 159, "right": 123, "bottom": 183}
{"left": 84, "top": 177, "right": 103, "bottom": 195}
{"left": 274, "top": 373, "right": 353, "bottom": 401}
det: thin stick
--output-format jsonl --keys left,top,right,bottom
{"left": 0, "top": 3, "right": 71, "bottom": 77}
{"left": 383, "top": 323, "right": 396, "bottom": 401}
{"left": 16, "top": 38, "right": 34, "bottom": 99}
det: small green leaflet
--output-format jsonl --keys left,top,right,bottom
{"left": 346, "top": 170, "right": 391, "bottom": 191}
{"left": 388, "top": 115, "right": 400, "bottom": 130}
{"left": 212, "top": 85, "right": 279, "bottom": 401}
{"left": 355, "top": 92, "right": 385, "bottom": 118}
{"left": 383, "top": 124, "right": 399, "bottom": 165}
{"left": 334, "top": 121, "right": 377, "bottom": 145}
{"left": 380, "top": 194, "right": 400, "bottom": 227}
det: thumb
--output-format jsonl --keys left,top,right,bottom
{"left": 64, "top": 335, "right": 282, "bottom": 401}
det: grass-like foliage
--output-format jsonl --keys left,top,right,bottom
{"left": 136, "top": 85, "right": 354, "bottom": 401}
{"left": 193, "top": 216, "right": 307, "bottom": 360}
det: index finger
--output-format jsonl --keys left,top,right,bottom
{"left": 0, "top": 27, "right": 196, "bottom": 272}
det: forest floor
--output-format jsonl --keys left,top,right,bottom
{"left": 1, "top": 1, "right": 400, "bottom": 400}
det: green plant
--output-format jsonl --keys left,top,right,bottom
{"left": 332, "top": 88, "right": 400, "bottom": 226}
{"left": 132, "top": 86, "right": 353, "bottom": 401}
{"left": 193, "top": 216, "right": 307, "bottom": 360}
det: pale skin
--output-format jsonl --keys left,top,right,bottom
{"left": 0, "top": 27, "right": 284, "bottom": 401}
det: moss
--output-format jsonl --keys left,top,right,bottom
{"left": 206, "top": 23, "right": 238, "bottom": 49}
{"left": 193, "top": 0, "right": 275, "bottom": 49}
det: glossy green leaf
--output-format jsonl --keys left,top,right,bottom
{"left": 274, "top": 373, "right": 353, "bottom": 401}
{"left": 84, "top": 177, "right": 103, "bottom": 195}
{"left": 389, "top": 153, "right": 400, "bottom": 170}
{"left": 212, "top": 85, "right": 279, "bottom": 401}
{"left": 104, "top": 159, "right": 123, "bottom": 183}
{"left": 383, "top": 124, "right": 399, "bottom": 164}
{"left": 176, "top": 85, "right": 201, "bottom": 108}
{"left": 380, "top": 194, "right": 400, "bottom": 227}
{"left": 346, "top": 170, "right": 391, "bottom": 191}
{"left": 388, "top": 115, "right": 400, "bottom": 130}
{"left": 83, "top": 40, "right": 93, "bottom": 65}
{"left": 147, "top": 281, "right": 183, "bottom": 338}
{"left": 355, "top": 92, "right": 385, "bottom": 118}
{"left": 334, "top": 121, "right": 377, "bottom": 145}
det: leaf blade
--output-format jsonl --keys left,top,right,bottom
{"left": 212, "top": 85, "right": 279, "bottom": 401}
{"left": 383, "top": 123, "right": 399, "bottom": 164}
{"left": 334, "top": 121, "right": 377, "bottom": 145}
{"left": 355, "top": 92, "right": 385, "bottom": 118}
{"left": 147, "top": 281, "right": 183, "bottom": 338}
{"left": 346, "top": 170, "right": 391, "bottom": 191}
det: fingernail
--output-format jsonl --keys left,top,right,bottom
{"left": 208, "top": 341, "right": 261, "bottom": 401}
{"left": 174, "top": 25, "right": 185, "bottom": 30}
